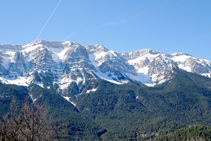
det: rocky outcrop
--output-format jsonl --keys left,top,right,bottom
{"left": 0, "top": 39, "right": 211, "bottom": 93}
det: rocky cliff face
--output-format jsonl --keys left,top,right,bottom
{"left": 0, "top": 39, "right": 211, "bottom": 95}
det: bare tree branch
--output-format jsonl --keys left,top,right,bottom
{"left": 0, "top": 97, "right": 55, "bottom": 141}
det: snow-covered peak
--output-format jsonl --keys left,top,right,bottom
{"left": 23, "top": 40, "right": 82, "bottom": 60}
{"left": 120, "top": 49, "right": 159, "bottom": 60}
{"left": 86, "top": 44, "right": 109, "bottom": 54}
{"left": 171, "top": 52, "right": 191, "bottom": 57}
{"left": 171, "top": 53, "right": 192, "bottom": 62}
{"left": 96, "top": 50, "right": 119, "bottom": 61}
{"left": 1, "top": 39, "right": 211, "bottom": 91}
{"left": 24, "top": 39, "right": 66, "bottom": 49}
{"left": 24, "top": 39, "right": 49, "bottom": 48}
{"left": 62, "top": 41, "right": 74, "bottom": 48}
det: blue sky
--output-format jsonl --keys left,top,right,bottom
{"left": 0, "top": 0, "right": 211, "bottom": 60}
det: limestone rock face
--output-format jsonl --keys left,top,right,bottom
{"left": 0, "top": 39, "right": 211, "bottom": 94}
{"left": 86, "top": 44, "right": 109, "bottom": 54}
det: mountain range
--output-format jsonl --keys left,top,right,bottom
{"left": 1, "top": 40, "right": 211, "bottom": 94}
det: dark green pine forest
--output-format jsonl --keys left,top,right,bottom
{"left": 1, "top": 69, "right": 211, "bottom": 140}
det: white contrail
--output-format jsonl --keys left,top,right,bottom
{"left": 36, "top": 0, "right": 62, "bottom": 40}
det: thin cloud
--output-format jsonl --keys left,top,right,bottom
{"left": 63, "top": 30, "right": 77, "bottom": 41}
{"left": 86, "top": 20, "right": 128, "bottom": 33}
{"left": 104, "top": 20, "right": 128, "bottom": 27}
{"left": 36, "top": 0, "right": 62, "bottom": 40}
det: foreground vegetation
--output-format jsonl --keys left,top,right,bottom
{"left": 0, "top": 98, "right": 54, "bottom": 140}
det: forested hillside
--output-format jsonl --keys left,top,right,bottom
{"left": 154, "top": 125, "right": 211, "bottom": 141}
{"left": 1, "top": 69, "right": 211, "bottom": 140}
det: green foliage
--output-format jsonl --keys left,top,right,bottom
{"left": 72, "top": 69, "right": 211, "bottom": 140}
{"left": 154, "top": 125, "right": 211, "bottom": 141}
{"left": 75, "top": 81, "right": 150, "bottom": 140}
{"left": 28, "top": 84, "right": 105, "bottom": 141}
{"left": 0, "top": 84, "right": 28, "bottom": 117}
{"left": 135, "top": 118, "right": 185, "bottom": 140}
{"left": 136, "top": 69, "right": 211, "bottom": 125}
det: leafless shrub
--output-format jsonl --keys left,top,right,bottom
{"left": 0, "top": 97, "right": 55, "bottom": 141}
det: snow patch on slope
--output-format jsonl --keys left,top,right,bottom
{"left": 93, "top": 71, "right": 124, "bottom": 84}
{"left": 89, "top": 53, "right": 125, "bottom": 84}
{"left": 126, "top": 72, "right": 152, "bottom": 84}
{"left": 86, "top": 87, "right": 98, "bottom": 93}
{"left": 128, "top": 54, "right": 158, "bottom": 64}
{"left": 0, "top": 75, "right": 33, "bottom": 86}
{"left": 63, "top": 96, "right": 76, "bottom": 107}
{"left": 2, "top": 56, "right": 11, "bottom": 69}
{"left": 171, "top": 54, "right": 191, "bottom": 62}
